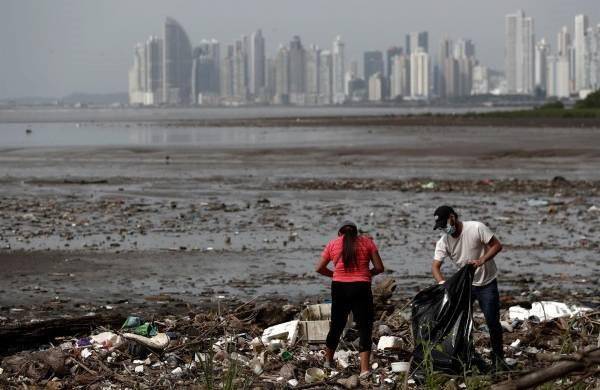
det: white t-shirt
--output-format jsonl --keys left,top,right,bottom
{"left": 434, "top": 221, "right": 498, "bottom": 286}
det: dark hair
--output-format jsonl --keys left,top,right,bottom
{"left": 339, "top": 224, "right": 358, "bottom": 269}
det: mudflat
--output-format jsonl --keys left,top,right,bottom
{"left": 0, "top": 122, "right": 599, "bottom": 322}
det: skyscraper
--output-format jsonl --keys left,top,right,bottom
{"left": 275, "top": 45, "right": 290, "bottom": 104}
{"left": 289, "top": 36, "right": 306, "bottom": 104}
{"left": 220, "top": 44, "right": 235, "bottom": 99}
{"left": 368, "top": 72, "right": 384, "bottom": 101}
{"left": 305, "top": 44, "right": 320, "bottom": 105}
{"left": 505, "top": 10, "right": 535, "bottom": 94}
{"left": 318, "top": 50, "right": 333, "bottom": 105}
{"left": 249, "top": 29, "right": 266, "bottom": 97}
{"left": 192, "top": 39, "right": 220, "bottom": 103}
{"left": 332, "top": 36, "right": 346, "bottom": 104}
{"left": 162, "top": 17, "right": 193, "bottom": 104}
{"left": 406, "top": 31, "right": 429, "bottom": 54}
{"left": 129, "top": 35, "right": 163, "bottom": 105}
{"left": 534, "top": 39, "right": 550, "bottom": 93}
{"left": 390, "top": 54, "right": 409, "bottom": 99}
{"left": 410, "top": 48, "right": 429, "bottom": 99}
{"left": 574, "top": 14, "right": 589, "bottom": 90}
{"left": 232, "top": 40, "right": 248, "bottom": 100}
{"left": 363, "top": 51, "right": 384, "bottom": 82}
{"left": 386, "top": 47, "right": 403, "bottom": 78}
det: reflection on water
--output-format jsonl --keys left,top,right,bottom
{"left": 0, "top": 123, "right": 390, "bottom": 148}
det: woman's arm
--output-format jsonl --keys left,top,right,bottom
{"left": 370, "top": 251, "right": 384, "bottom": 276}
{"left": 315, "top": 254, "right": 334, "bottom": 277}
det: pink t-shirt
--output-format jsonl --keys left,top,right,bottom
{"left": 321, "top": 235, "right": 378, "bottom": 282}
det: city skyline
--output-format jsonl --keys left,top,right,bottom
{"left": 2, "top": 0, "right": 600, "bottom": 99}
{"left": 128, "top": 10, "right": 600, "bottom": 106}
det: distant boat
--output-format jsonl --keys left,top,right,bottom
{"left": 25, "top": 128, "right": 32, "bottom": 134}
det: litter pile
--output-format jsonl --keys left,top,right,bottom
{"left": 0, "top": 278, "right": 598, "bottom": 389}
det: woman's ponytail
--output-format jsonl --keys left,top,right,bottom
{"left": 340, "top": 225, "right": 358, "bottom": 269}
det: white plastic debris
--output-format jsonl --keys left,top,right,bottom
{"left": 134, "top": 365, "right": 144, "bottom": 374}
{"left": 504, "top": 358, "right": 518, "bottom": 366}
{"left": 500, "top": 320, "right": 513, "bottom": 332}
{"left": 287, "top": 379, "right": 299, "bottom": 387}
{"left": 510, "top": 339, "right": 521, "bottom": 348}
{"left": 122, "top": 332, "right": 170, "bottom": 350}
{"left": 305, "top": 367, "right": 325, "bottom": 384}
{"left": 377, "top": 336, "right": 403, "bottom": 350}
{"left": 261, "top": 320, "right": 299, "bottom": 345}
{"left": 508, "top": 301, "right": 592, "bottom": 321}
{"left": 81, "top": 348, "right": 92, "bottom": 359}
{"left": 171, "top": 367, "right": 183, "bottom": 376}
{"left": 391, "top": 361, "right": 410, "bottom": 372}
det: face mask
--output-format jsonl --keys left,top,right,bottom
{"left": 444, "top": 223, "right": 456, "bottom": 235}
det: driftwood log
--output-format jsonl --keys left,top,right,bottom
{"left": 492, "top": 347, "right": 600, "bottom": 390}
{"left": 0, "top": 312, "right": 126, "bottom": 355}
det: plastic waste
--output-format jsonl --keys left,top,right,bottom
{"left": 508, "top": 301, "right": 592, "bottom": 321}
{"left": 305, "top": 367, "right": 325, "bottom": 383}
{"left": 411, "top": 264, "right": 475, "bottom": 375}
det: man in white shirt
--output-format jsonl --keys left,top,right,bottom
{"left": 431, "top": 205, "right": 505, "bottom": 369}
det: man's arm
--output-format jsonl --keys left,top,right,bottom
{"left": 469, "top": 236, "right": 503, "bottom": 267}
{"left": 315, "top": 254, "right": 334, "bottom": 277}
{"left": 432, "top": 260, "right": 445, "bottom": 283}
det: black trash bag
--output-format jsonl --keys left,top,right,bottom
{"left": 411, "top": 264, "right": 475, "bottom": 376}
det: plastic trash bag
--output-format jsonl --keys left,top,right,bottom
{"left": 411, "top": 264, "right": 475, "bottom": 375}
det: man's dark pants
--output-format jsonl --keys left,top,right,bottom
{"left": 472, "top": 279, "right": 504, "bottom": 361}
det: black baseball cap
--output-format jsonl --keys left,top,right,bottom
{"left": 433, "top": 206, "right": 456, "bottom": 230}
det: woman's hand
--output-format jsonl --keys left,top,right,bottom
{"left": 315, "top": 254, "right": 334, "bottom": 277}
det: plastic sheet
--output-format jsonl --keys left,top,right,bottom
{"left": 411, "top": 265, "right": 475, "bottom": 375}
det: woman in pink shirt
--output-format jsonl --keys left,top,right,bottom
{"left": 315, "top": 220, "right": 385, "bottom": 377}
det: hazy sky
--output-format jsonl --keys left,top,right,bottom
{"left": 1, "top": 0, "right": 599, "bottom": 99}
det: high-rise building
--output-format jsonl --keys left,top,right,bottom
{"left": 410, "top": 48, "right": 429, "bottom": 99}
{"left": 472, "top": 65, "right": 490, "bottom": 95}
{"left": 386, "top": 46, "right": 403, "bottom": 78}
{"left": 232, "top": 40, "right": 248, "bottom": 100}
{"left": 557, "top": 26, "right": 571, "bottom": 57}
{"left": 162, "top": 17, "right": 193, "bottom": 104}
{"left": 220, "top": 44, "right": 235, "bottom": 99}
{"left": 332, "top": 36, "right": 346, "bottom": 104}
{"left": 590, "top": 25, "right": 600, "bottom": 89}
{"left": 192, "top": 39, "right": 220, "bottom": 103}
{"left": 505, "top": 10, "right": 535, "bottom": 94}
{"left": 574, "top": 14, "right": 589, "bottom": 90}
{"left": 406, "top": 31, "right": 429, "bottom": 54}
{"left": 368, "top": 72, "right": 384, "bottom": 101}
{"left": 249, "top": 29, "right": 266, "bottom": 97}
{"left": 390, "top": 54, "right": 410, "bottom": 99}
{"left": 534, "top": 39, "right": 550, "bottom": 93}
{"left": 275, "top": 45, "right": 290, "bottom": 104}
{"left": 318, "top": 50, "right": 333, "bottom": 105}
{"left": 453, "top": 39, "right": 475, "bottom": 59}
{"left": 129, "top": 35, "right": 163, "bottom": 105}
{"left": 289, "top": 36, "right": 306, "bottom": 104}
{"left": 364, "top": 51, "right": 384, "bottom": 82}
{"left": 305, "top": 44, "right": 320, "bottom": 105}
{"left": 547, "top": 54, "right": 570, "bottom": 98}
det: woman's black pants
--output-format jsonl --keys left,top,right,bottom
{"left": 325, "top": 281, "right": 374, "bottom": 353}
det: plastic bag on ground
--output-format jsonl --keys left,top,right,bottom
{"left": 411, "top": 265, "right": 475, "bottom": 375}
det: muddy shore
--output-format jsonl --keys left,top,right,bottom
{"left": 1, "top": 122, "right": 599, "bottom": 327}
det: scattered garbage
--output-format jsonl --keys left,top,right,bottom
{"left": 508, "top": 301, "right": 593, "bottom": 321}
{"left": 305, "top": 367, "right": 325, "bottom": 383}
{"left": 0, "top": 293, "right": 598, "bottom": 389}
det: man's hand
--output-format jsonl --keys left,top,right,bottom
{"left": 468, "top": 258, "right": 485, "bottom": 268}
